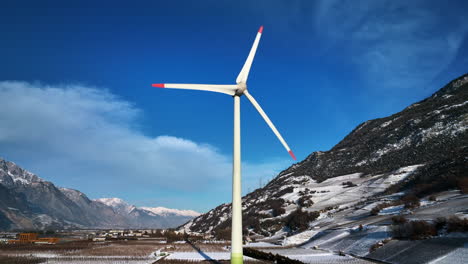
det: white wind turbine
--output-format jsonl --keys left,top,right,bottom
{"left": 151, "top": 26, "right": 295, "bottom": 264}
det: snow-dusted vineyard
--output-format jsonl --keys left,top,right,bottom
{"left": 0, "top": 240, "right": 169, "bottom": 264}
{"left": 24, "top": 256, "right": 155, "bottom": 264}
{"left": 165, "top": 252, "right": 255, "bottom": 261}
{"left": 279, "top": 164, "right": 422, "bottom": 211}
{"left": 258, "top": 248, "right": 373, "bottom": 264}
{"left": 184, "top": 164, "right": 424, "bottom": 235}
{"left": 43, "top": 261, "right": 151, "bottom": 264}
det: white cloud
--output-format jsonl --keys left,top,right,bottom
{"left": 314, "top": 0, "right": 468, "bottom": 92}
{"left": 0, "top": 81, "right": 288, "bottom": 210}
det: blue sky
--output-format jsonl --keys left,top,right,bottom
{"left": 0, "top": 0, "right": 467, "bottom": 212}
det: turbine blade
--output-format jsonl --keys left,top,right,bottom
{"left": 151, "top": 83, "right": 237, "bottom": 96}
{"left": 244, "top": 90, "right": 296, "bottom": 160}
{"left": 236, "top": 26, "right": 263, "bottom": 84}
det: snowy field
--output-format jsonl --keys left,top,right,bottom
{"left": 259, "top": 248, "right": 374, "bottom": 264}
{"left": 428, "top": 245, "right": 468, "bottom": 264}
{"left": 245, "top": 242, "right": 281, "bottom": 248}
{"left": 165, "top": 251, "right": 256, "bottom": 261}
{"left": 299, "top": 226, "right": 391, "bottom": 257}
{"left": 280, "top": 164, "right": 423, "bottom": 213}
{"left": 0, "top": 240, "right": 161, "bottom": 264}
{"left": 5, "top": 254, "right": 158, "bottom": 264}
{"left": 367, "top": 237, "right": 468, "bottom": 264}
{"left": 40, "top": 259, "right": 152, "bottom": 264}
{"left": 273, "top": 188, "right": 468, "bottom": 263}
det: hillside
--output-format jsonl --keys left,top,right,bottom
{"left": 182, "top": 73, "right": 468, "bottom": 240}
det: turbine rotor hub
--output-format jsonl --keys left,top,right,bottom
{"left": 235, "top": 83, "right": 247, "bottom": 96}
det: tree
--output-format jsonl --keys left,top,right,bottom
{"left": 285, "top": 208, "right": 319, "bottom": 233}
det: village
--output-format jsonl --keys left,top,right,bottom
{"left": 0, "top": 229, "right": 210, "bottom": 244}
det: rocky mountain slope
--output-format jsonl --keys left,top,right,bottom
{"left": 182, "top": 73, "right": 468, "bottom": 239}
{"left": 0, "top": 159, "right": 199, "bottom": 230}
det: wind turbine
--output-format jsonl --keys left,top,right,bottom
{"left": 151, "top": 26, "right": 295, "bottom": 264}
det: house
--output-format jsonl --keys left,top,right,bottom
{"left": 8, "top": 233, "right": 59, "bottom": 244}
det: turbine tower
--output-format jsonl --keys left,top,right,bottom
{"left": 151, "top": 26, "right": 295, "bottom": 264}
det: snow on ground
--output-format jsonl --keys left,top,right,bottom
{"left": 281, "top": 187, "right": 301, "bottom": 207}
{"left": 302, "top": 230, "right": 351, "bottom": 249}
{"left": 381, "top": 120, "right": 393, "bottom": 128}
{"left": 274, "top": 187, "right": 467, "bottom": 263}
{"left": 12, "top": 253, "right": 155, "bottom": 264}
{"left": 454, "top": 212, "right": 468, "bottom": 219}
{"left": 344, "top": 226, "right": 391, "bottom": 256}
{"left": 283, "top": 230, "right": 321, "bottom": 246}
{"left": 321, "top": 173, "right": 363, "bottom": 184}
{"left": 260, "top": 248, "right": 374, "bottom": 264}
{"left": 300, "top": 226, "right": 392, "bottom": 257}
{"left": 428, "top": 244, "right": 468, "bottom": 264}
{"left": 419, "top": 120, "right": 467, "bottom": 142}
{"left": 419, "top": 198, "right": 437, "bottom": 207}
{"left": 44, "top": 260, "right": 151, "bottom": 264}
{"left": 435, "top": 190, "right": 463, "bottom": 201}
{"left": 384, "top": 165, "right": 423, "bottom": 183}
{"left": 367, "top": 237, "right": 468, "bottom": 264}
{"left": 166, "top": 252, "right": 255, "bottom": 261}
{"left": 290, "top": 254, "right": 373, "bottom": 264}
{"left": 371, "top": 136, "right": 412, "bottom": 161}
{"left": 245, "top": 242, "right": 280, "bottom": 248}
{"left": 263, "top": 229, "right": 288, "bottom": 241}
{"left": 21, "top": 253, "right": 60, "bottom": 258}
{"left": 378, "top": 205, "right": 404, "bottom": 215}
{"left": 279, "top": 165, "right": 422, "bottom": 211}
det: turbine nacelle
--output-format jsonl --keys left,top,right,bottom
{"left": 235, "top": 83, "right": 247, "bottom": 96}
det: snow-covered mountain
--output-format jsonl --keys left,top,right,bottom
{"left": 95, "top": 198, "right": 200, "bottom": 227}
{"left": 95, "top": 198, "right": 136, "bottom": 215}
{"left": 0, "top": 159, "right": 107, "bottom": 230}
{"left": 182, "top": 73, "right": 468, "bottom": 241}
{"left": 140, "top": 206, "right": 200, "bottom": 218}
{"left": 0, "top": 159, "right": 199, "bottom": 230}
{"left": 0, "top": 159, "right": 43, "bottom": 187}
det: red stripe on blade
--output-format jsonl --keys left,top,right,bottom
{"left": 258, "top": 26, "right": 264, "bottom": 34}
{"left": 152, "top": 84, "right": 165, "bottom": 88}
{"left": 288, "top": 150, "right": 296, "bottom": 160}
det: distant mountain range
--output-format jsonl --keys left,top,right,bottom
{"left": 182, "top": 73, "right": 468, "bottom": 239}
{"left": 0, "top": 159, "right": 199, "bottom": 230}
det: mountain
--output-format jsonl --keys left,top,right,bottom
{"left": 0, "top": 158, "right": 98, "bottom": 230}
{"left": 0, "top": 159, "right": 199, "bottom": 230}
{"left": 182, "top": 74, "right": 468, "bottom": 239}
{"left": 140, "top": 206, "right": 200, "bottom": 218}
{"left": 95, "top": 198, "right": 136, "bottom": 215}
{"left": 96, "top": 198, "right": 200, "bottom": 228}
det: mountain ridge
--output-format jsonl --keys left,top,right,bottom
{"left": 0, "top": 158, "right": 199, "bottom": 230}
{"left": 95, "top": 197, "right": 200, "bottom": 218}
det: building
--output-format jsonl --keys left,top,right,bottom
{"left": 8, "top": 233, "right": 60, "bottom": 244}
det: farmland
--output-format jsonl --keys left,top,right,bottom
{"left": 0, "top": 239, "right": 375, "bottom": 264}
{"left": 0, "top": 240, "right": 163, "bottom": 264}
